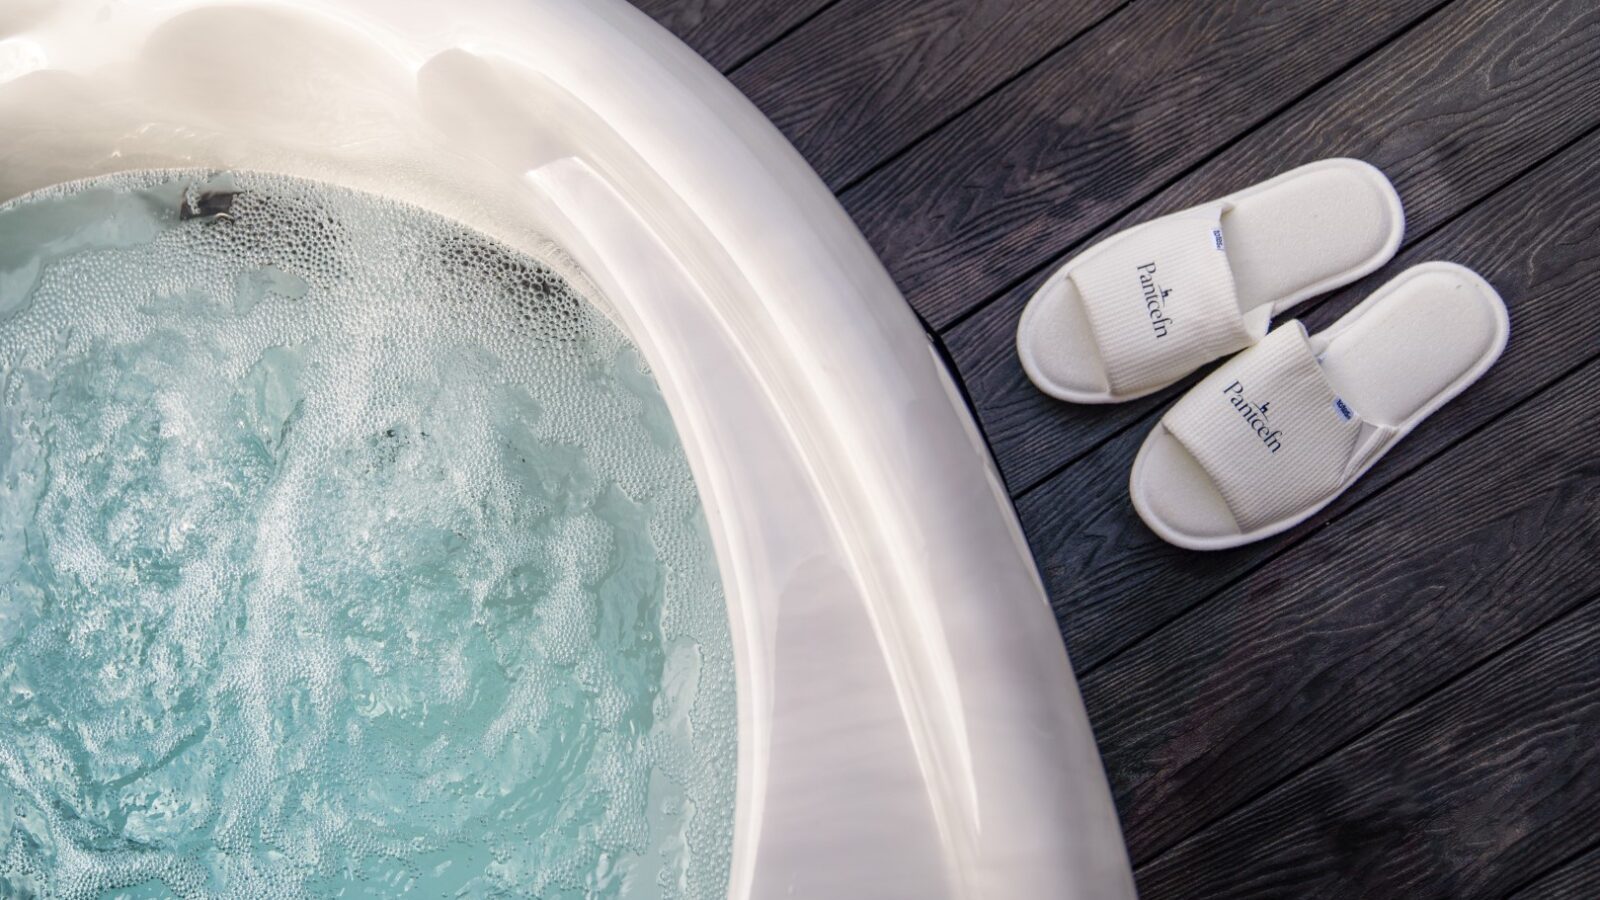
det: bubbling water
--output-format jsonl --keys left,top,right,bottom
{"left": 0, "top": 172, "right": 736, "bottom": 898}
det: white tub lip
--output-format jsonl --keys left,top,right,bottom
{"left": 0, "top": 2, "right": 1137, "bottom": 897}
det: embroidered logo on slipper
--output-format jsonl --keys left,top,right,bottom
{"left": 1137, "top": 262, "right": 1174, "bottom": 339}
{"left": 1223, "top": 380, "right": 1283, "bottom": 454}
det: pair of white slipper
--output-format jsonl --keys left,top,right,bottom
{"left": 1017, "top": 159, "right": 1509, "bottom": 551}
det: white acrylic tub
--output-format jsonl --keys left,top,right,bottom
{"left": 0, "top": 2, "right": 1136, "bottom": 897}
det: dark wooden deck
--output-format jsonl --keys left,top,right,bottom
{"left": 631, "top": 1, "right": 1600, "bottom": 896}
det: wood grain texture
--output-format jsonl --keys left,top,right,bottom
{"left": 839, "top": 0, "right": 1440, "bottom": 328}
{"left": 626, "top": 0, "right": 836, "bottom": 72}
{"left": 1023, "top": 124, "right": 1600, "bottom": 678}
{"left": 638, "top": 2, "right": 1600, "bottom": 895}
{"left": 1086, "top": 353, "right": 1600, "bottom": 867}
{"left": 730, "top": 0, "right": 1123, "bottom": 190}
{"left": 943, "top": 0, "right": 1600, "bottom": 494}
{"left": 1133, "top": 591, "right": 1600, "bottom": 899}
{"left": 1510, "top": 843, "right": 1600, "bottom": 900}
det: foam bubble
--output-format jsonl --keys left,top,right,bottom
{"left": 0, "top": 171, "right": 736, "bottom": 898}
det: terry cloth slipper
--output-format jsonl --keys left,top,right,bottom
{"left": 1130, "top": 262, "right": 1509, "bottom": 551}
{"left": 1017, "top": 158, "right": 1405, "bottom": 404}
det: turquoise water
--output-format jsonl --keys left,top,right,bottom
{"left": 0, "top": 173, "right": 736, "bottom": 898}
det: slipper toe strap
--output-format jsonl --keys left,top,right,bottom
{"left": 1073, "top": 207, "right": 1258, "bottom": 395}
{"left": 1162, "top": 324, "right": 1366, "bottom": 532}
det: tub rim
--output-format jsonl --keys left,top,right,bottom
{"left": 0, "top": 2, "right": 1136, "bottom": 897}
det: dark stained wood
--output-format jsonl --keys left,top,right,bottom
{"left": 730, "top": 0, "right": 1125, "bottom": 190}
{"left": 839, "top": 0, "right": 1443, "bottom": 328}
{"left": 1133, "top": 592, "right": 1600, "bottom": 899}
{"left": 638, "top": 1, "right": 1600, "bottom": 896}
{"left": 627, "top": 0, "right": 837, "bottom": 72}
{"left": 1087, "top": 353, "right": 1600, "bottom": 866}
{"left": 1023, "top": 123, "right": 1600, "bottom": 677}
{"left": 1510, "top": 843, "right": 1600, "bottom": 900}
{"left": 945, "top": 0, "right": 1600, "bottom": 494}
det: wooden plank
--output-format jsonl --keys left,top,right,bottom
{"left": 626, "top": 0, "right": 835, "bottom": 72}
{"left": 1022, "top": 124, "right": 1600, "bottom": 677}
{"left": 943, "top": 0, "right": 1600, "bottom": 494}
{"left": 1132, "top": 592, "right": 1600, "bottom": 899}
{"left": 838, "top": 0, "right": 1441, "bottom": 329}
{"left": 1085, "top": 354, "right": 1600, "bottom": 867}
{"left": 729, "top": 0, "right": 1123, "bottom": 190}
{"left": 1510, "top": 843, "right": 1600, "bottom": 900}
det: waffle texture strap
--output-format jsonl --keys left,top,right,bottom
{"left": 1162, "top": 323, "right": 1366, "bottom": 531}
{"left": 1072, "top": 206, "right": 1256, "bottom": 394}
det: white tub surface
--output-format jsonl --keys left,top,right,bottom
{"left": 0, "top": 2, "right": 1136, "bottom": 897}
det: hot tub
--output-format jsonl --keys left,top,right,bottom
{"left": 0, "top": 1, "right": 1135, "bottom": 897}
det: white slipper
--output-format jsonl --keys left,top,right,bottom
{"left": 1130, "top": 262, "right": 1509, "bottom": 551}
{"left": 1017, "top": 159, "right": 1405, "bottom": 404}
